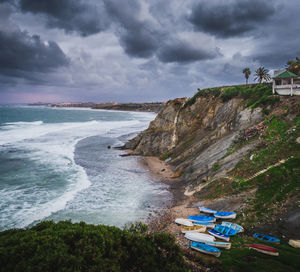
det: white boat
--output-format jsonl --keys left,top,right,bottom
{"left": 181, "top": 226, "right": 206, "bottom": 234}
{"left": 199, "top": 206, "right": 217, "bottom": 214}
{"left": 175, "top": 218, "right": 193, "bottom": 227}
{"left": 289, "top": 239, "right": 300, "bottom": 248}
{"left": 184, "top": 232, "right": 215, "bottom": 243}
{"left": 204, "top": 241, "right": 231, "bottom": 249}
{"left": 221, "top": 222, "right": 244, "bottom": 233}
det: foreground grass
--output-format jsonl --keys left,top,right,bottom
{"left": 0, "top": 221, "right": 188, "bottom": 272}
{"left": 219, "top": 236, "right": 300, "bottom": 272}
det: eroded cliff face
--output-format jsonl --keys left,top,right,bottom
{"left": 125, "top": 96, "right": 263, "bottom": 193}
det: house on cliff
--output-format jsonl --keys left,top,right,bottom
{"left": 272, "top": 70, "right": 300, "bottom": 95}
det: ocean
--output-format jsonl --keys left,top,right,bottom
{"left": 0, "top": 105, "right": 171, "bottom": 231}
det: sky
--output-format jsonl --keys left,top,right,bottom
{"left": 0, "top": 0, "right": 300, "bottom": 103}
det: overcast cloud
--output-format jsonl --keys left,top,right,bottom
{"left": 0, "top": 0, "right": 299, "bottom": 103}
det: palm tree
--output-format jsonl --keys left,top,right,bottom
{"left": 254, "top": 67, "right": 271, "bottom": 84}
{"left": 242, "top": 68, "right": 251, "bottom": 85}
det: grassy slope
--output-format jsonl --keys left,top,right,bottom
{"left": 192, "top": 86, "right": 300, "bottom": 271}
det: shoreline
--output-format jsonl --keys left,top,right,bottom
{"left": 135, "top": 154, "right": 200, "bottom": 236}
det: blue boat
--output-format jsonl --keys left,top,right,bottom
{"left": 190, "top": 242, "right": 221, "bottom": 257}
{"left": 214, "top": 212, "right": 236, "bottom": 219}
{"left": 188, "top": 215, "right": 216, "bottom": 223}
{"left": 208, "top": 229, "right": 230, "bottom": 241}
{"left": 221, "top": 222, "right": 244, "bottom": 233}
{"left": 253, "top": 233, "right": 280, "bottom": 243}
{"left": 214, "top": 225, "right": 237, "bottom": 236}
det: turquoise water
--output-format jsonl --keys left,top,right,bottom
{"left": 0, "top": 106, "right": 170, "bottom": 230}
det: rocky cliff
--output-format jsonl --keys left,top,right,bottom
{"left": 126, "top": 86, "right": 265, "bottom": 194}
{"left": 126, "top": 84, "right": 300, "bottom": 235}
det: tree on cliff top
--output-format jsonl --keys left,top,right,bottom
{"left": 243, "top": 68, "right": 251, "bottom": 85}
{"left": 254, "top": 67, "right": 271, "bottom": 84}
{"left": 287, "top": 57, "right": 300, "bottom": 75}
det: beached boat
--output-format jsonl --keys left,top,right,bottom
{"left": 198, "top": 206, "right": 217, "bottom": 214}
{"left": 181, "top": 225, "right": 206, "bottom": 234}
{"left": 188, "top": 215, "right": 216, "bottom": 223}
{"left": 248, "top": 244, "right": 279, "bottom": 256}
{"left": 184, "top": 232, "right": 215, "bottom": 243}
{"left": 221, "top": 222, "right": 244, "bottom": 233}
{"left": 190, "top": 242, "right": 221, "bottom": 257}
{"left": 288, "top": 239, "right": 300, "bottom": 248}
{"left": 253, "top": 233, "right": 280, "bottom": 243}
{"left": 204, "top": 241, "right": 231, "bottom": 249}
{"left": 193, "top": 222, "right": 215, "bottom": 228}
{"left": 214, "top": 225, "right": 237, "bottom": 236}
{"left": 208, "top": 229, "right": 230, "bottom": 241}
{"left": 174, "top": 218, "right": 193, "bottom": 227}
{"left": 214, "top": 212, "right": 236, "bottom": 219}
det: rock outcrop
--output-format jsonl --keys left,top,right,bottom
{"left": 125, "top": 95, "right": 264, "bottom": 194}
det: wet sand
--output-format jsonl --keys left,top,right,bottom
{"left": 137, "top": 156, "right": 199, "bottom": 236}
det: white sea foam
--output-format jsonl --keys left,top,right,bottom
{"left": 0, "top": 113, "right": 155, "bottom": 229}
{"left": 4, "top": 121, "right": 44, "bottom": 126}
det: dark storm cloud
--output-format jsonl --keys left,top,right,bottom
{"left": 19, "top": 0, "right": 110, "bottom": 37}
{"left": 189, "top": 0, "right": 276, "bottom": 38}
{"left": 104, "top": 0, "right": 160, "bottom": 58}
{"left": 0, "top": 30, "right": 69, "bottom": 75}
{"left": 158, "top": 40, "right": 220, "bottom": 63}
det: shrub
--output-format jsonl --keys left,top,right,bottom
{"left": 0, "top": 221, "right": 188, "bottom": 272}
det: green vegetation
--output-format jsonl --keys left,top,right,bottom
{"left": 234, "top": 157, "right": 300, "bottom": 227}
{"left": 186, "top": 83, "right": 275, "bottom": 108}
{"left": 0, "top": 221, "right": 188, "bottom": 272}
{"left": 196, "top": 111, "right": 300, "bottom": 228}
{"left": 185, "top": 87, "right": 221, "bottom": 107}
{"left": 212, "top": 163, "right": 221, "bottom": 171}
{"left": 287, "top": 57, "right": 300, "bottom": 75}
{"left": 232, "top": 115, "right": 300, "bottom": 179}
{"left": 219, "top": 235, "right": 300, "bottom": 272}
{"left": 220, "top": 84, "right": 272, "bottom": 105}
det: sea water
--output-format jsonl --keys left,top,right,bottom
{"left": 0, "top": 105, "right": 171, "bottom": 231}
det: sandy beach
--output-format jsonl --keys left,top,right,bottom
{"left": 137, "top": 155, "right": 199, "bottom": 237}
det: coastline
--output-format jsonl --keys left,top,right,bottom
{"left": 135, "top": 154, "right": 199, "bottom": 237}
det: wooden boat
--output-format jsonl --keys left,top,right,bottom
{"left": 214, "top": 225, "right": 237, "bottom": 236}
{"left": 198, "top": 206, "right": 217, "bottom": 214}
{"left": 248, "top": 244, "right": 279, "bottom": 256}
{"left": 193, "top": 222, "right": 215, "bottom": 228}
{"left": 190, "top": 242, "right": 221, "bottom": 257}
{"left": 204, "top": 241, "right": 231, "bottom": 249}
{"left": 181, "top": 225, "right": 206, "bottom": 234}
{"left": 214, "top": 212, "right": 236, "bottom": 219}
{"left": 184, "top": 232, "right": 215, "bottom": 243}
{"left": 188, "top": 215, "right": 216, "bottom": 223}
{"left": 253, "top": 233, "right": 280, "bottom": 243}
{"left": 288, "top": 239, "right": 300, "bottom": 248}
{"left": 221, "top": 221, "right": 244, "bottom": 233}
{"left": 208, "top": 229, "right": 230, "bottom": 241}
{"left": 174, "top": 218, "right": 193, "bottom": 227}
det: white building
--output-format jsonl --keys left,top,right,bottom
{"left": 273, "top": 70, "right": 300, "bottom": 95}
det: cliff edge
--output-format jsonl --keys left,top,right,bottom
{"left": 126, "top": 84, "right": 300, "bottom": 239}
